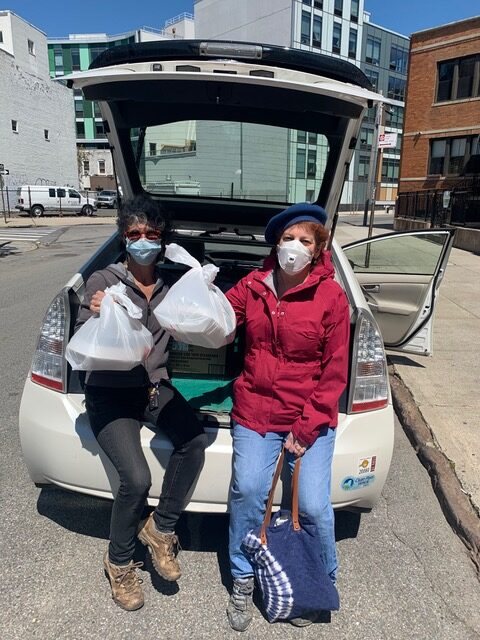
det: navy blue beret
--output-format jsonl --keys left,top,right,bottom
{"left": 264, "top": 203, "right": 328, "bottom": 244}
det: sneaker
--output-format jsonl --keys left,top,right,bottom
{"left": 137, "top": 513, "right": 181, "bottom": 581}
{"left": 226, "top": 577, "right": 255, "bottom": 632}
{"left": 289, "top": 611, "right": 321, "bottom": 627}
{"left": 103, "top": 552, "right": 144, "bottom": 611}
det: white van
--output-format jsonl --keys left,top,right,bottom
{"left": 16, "top": 185, "right": 96, "bottom": 217}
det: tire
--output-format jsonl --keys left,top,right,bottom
{"left": 82, "top": 205, "right": 94, "bottom": 217}
{"left": 31, "top": 205, "right": 44, "bottom": 218}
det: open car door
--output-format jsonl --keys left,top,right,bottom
{"left": 342, "top": 229, "right": 455, "bottom": 355}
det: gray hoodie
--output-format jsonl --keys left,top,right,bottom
{"left": 75, "top": 262, "right": 175, "bottom": 387}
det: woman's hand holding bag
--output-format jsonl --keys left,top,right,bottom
{"left": 154, "top": 243, "right": 236, "bottom": 349}
{"left": 66, "top": 282, "right": 153, "bottom": 371}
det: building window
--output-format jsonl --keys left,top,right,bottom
{"left": 366, "top": 36, "right": 381, "bottom": 66}
{"left": 386, "top": 105, "right": 404, "bottom": 128}
{"left": 98, "top": 160, "right": 106, "bottom": 174}
{"left": 76, "top": 122, "right": 85, "bottom": 139}
{"left": 90, "top": 46, "right": 107, "bottom": 64}
{"left": 332, "top": 23, "right": 342, "bottom": 54}
{"left": 313, "top": 0, "right": 323, "bottom": 7}
{"left": 302, "top": 0, "right": 311, "bottom": 4}
{"left": 312, "top": 16, "right": 322, "bottom": 48}
{"left": 94, "top": 102, "right": 102, "bottom": 118}
{"left": 308, "top": 132, "right": 317, "bottom": 144}
{"left": 95, "top": 122, "right": 107, "bottom": 139}
{"left": 301, "top": 11, "right": 311, "bottom": 45}
{"left": 54, "top": 46, "right": 63, "bottom": 74}
{"left": 387, "top": 76, "right": 406, "bottom": 101}
{"left": 296, "top": 149, "right": 306, "bottom": 177}
{"left": 44, "top": 129, "right": 49, "bottom": 141}
{"left": 71, "top": 47, "right": 81, "bottom": 71}
{"left": 149, "top": 142, "right": 157, "bottom": 156}
{"left": 437, "top": 54, "right": 480, "bottom": 101}
{"left": 381, "top": 158, "right": 400, "bottom": 183}
{"left": 364, "top": 68, "right": 379, "bottom": 91}
{"left": 307, "top": 149, "right": 317, "bottom": 178}
{"left": 83, "top": 160, "right": 90, "bottom": 175}
{"left": 348, "top": 28, "right": 357, "bottom": 59}
{"left": 428, "top": 135, "right": 479, "bottom": 176}
{"left": 75, "top": 100, "right": 84, "bottom": 117}
{"left": 0, "top": 31, "right": 3, "bottom": 43}
{"left": 73, "top": 88, "right": 82, "bottom": 98}
{"left": 297, "top": 131, "right": 306, "bottom": 144}
{"left": 390, "top": 45, "right": 409, "bottom": 74}
{"left": 360, "top": 127, "right": 374, "bottom": 148}
{"left": 11, "top": 119, "right": 18, "bottom": 133}
{"left": 350, "top": 0, "right": 359, "bottom": 21}
{"left": 358, "top": 154, "right": 370, "bottom": 180}
{"left": 28, "top": 39, "right": 35, "bottom": 56}
{"left": 334, "top": 0, "right": 343, "bottom": 17}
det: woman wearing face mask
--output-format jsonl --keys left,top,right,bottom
{"left": 75, "top": 195, "right": 207, "bottom": 611}
{"left": 224, "top": 203, "right": 350, "bottom": 631}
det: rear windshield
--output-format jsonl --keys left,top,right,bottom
{"left": 130, "top": 120, "right": 330, "bottom": 205}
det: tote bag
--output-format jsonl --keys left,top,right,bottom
{"left": 241, "top": 449, "right": 340, "bottom": 622}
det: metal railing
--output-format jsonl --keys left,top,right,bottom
{"left": 396, "top": 178, "right": 480, "bottom": 228}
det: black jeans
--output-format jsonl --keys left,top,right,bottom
{"left": 85, "top": 381, "right": 208, "bottom": 565}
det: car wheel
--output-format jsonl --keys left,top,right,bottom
{"left": 82, "top": 205, "right": 94, "bottom": 217}
{"left": 31, "top": 205, "right": 44, "bottom": 218}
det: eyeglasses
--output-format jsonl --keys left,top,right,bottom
{"left": 125, "top": 230, "right": 162, "bottom": 241}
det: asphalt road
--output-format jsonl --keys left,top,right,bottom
{"left": 1, "top": 224, "right": 479, "bottom": 640}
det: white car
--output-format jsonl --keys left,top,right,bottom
{"left": 19, "top": 40, "right": 454, "bottom": 512}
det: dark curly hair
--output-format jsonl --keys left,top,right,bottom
{"left": 116, "top": 195, "right": 171, "bottom": 240}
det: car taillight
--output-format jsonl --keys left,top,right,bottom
{"left": 31, "top": 290, "right": 70, "bottom": 393}
{"left": 348, "top": 311, "right": 389, "bottom": 413}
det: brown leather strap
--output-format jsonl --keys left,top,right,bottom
{"left": 260, "top": 448, "right": 302, "bottom": 544}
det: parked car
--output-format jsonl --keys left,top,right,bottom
{"left": 16, "top": 185, "right": 95, "bottom": 217}
{"left": 19, "top": 40, "right": 455, "bottom": 513}
{"left": 95, "top": 190, "right": 118, "bottom": 208}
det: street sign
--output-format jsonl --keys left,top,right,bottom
{"left": 378, "top": 132, "right": 398, "bottom": 149}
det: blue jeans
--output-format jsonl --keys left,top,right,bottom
{"left": 229, "top": 423, "right": 337, "bottom": 582}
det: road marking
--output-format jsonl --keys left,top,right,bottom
{"left": 0, "top": 228, "right": 60, "bottom": 244}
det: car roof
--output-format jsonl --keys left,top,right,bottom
{"left": 89, "top": 39, "right": 373, "bottom": 91}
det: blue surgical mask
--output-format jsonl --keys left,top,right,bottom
{"left": 126, "top": 238, "right": 162, "bottom": 265}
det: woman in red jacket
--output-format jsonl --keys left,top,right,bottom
{"left": 225, "top": 203, "right": 350, "bottom": 631}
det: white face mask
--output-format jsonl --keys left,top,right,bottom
{"left": 277, "top": 239, "right": 313, "bottom": 274}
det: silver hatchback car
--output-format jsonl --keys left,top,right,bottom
{"left": 19, "top": 41, "right": 454, "bottom": 513}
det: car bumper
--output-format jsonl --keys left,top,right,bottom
{"left": 19, "top": 377, "right": 394, "bottom": 512}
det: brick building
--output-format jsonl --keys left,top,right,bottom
{"left": 397, "top": 16, "right": 480, "bottom": 227}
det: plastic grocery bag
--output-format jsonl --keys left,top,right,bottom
{"left": 154, "top": 243, "right": 236, "bottom": 349}
{"left": 66, "top": 282, "right": 154, "bottom": 371}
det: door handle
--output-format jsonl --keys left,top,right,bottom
{"left": 363, "top": 284, "right": 380, "bottom": 292}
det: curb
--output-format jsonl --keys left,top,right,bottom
{"left": 388, "top": 362, "right": 480, "bottom": 576}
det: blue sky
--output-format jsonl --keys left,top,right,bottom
{"left": 4, "top": 0, "right": 479, "bottom": 38}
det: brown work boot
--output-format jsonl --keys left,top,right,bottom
{"left": 103, "top": 552, "right": 144, "bottom": 611}
{"left": 137, "top": 513, "right": 181, "bottom": 581}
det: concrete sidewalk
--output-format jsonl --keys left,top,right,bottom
{"left": 2, "top": 211, "right": 479, "bottom": 567}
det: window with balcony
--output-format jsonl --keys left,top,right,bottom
{"left": 348, "top": 28, "right": 357, "bottom": 59}
{"left": 301, "top": 11, "right": 311, "bottom": 45}
{"left": 387, "top": 76, "right": 406, "bottom": 101}
{"left": 390, "top": 45, "right": 408, "bottom": 74}
{"left": 312, "top": 16, "right": 322, "bottom": 48}
{"left": 332, "top": 23, "right": 342, "bottom": 54}
{"left": 437, "top": 54, "right": 480, "bottom": 101}
{"left": 366, "top": 36, "right": 381, "bottom": 66}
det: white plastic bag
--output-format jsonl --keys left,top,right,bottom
{"left": 154, "top": 243, "right": 236, "bottom": 349}
{"left": 66, "top": 282, "right": 154, "bottom": 371}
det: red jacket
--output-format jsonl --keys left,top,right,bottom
{"left": 226, "top": 251, "right": 350, "bottom": 447}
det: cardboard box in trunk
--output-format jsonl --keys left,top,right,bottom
{"left": 168, "top": 341, "right": 227, "bottom": 377}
